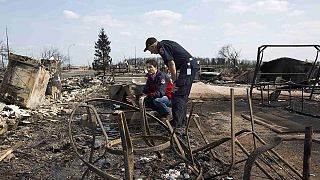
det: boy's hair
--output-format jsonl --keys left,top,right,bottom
{"left": 146, "top": 59, "right": 158, "bottom": 68}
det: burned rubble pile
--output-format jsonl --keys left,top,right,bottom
{"left": 1, "top": 54, "right": 318, "bottom": 179}
{"left": 0, "top": 72, "right": 112, "bottom": 178}
{"left": 0, "top": 61, "right": 225, "bottom": 179}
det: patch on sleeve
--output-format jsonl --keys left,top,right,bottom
{"left": 161, "top": 79, "right": 166, "bottom": 84}
{"left": 159, "top": 48, "right": 164, "bottom": 55}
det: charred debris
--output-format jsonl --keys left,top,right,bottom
{"left": 0, "top": 52, "right": 320, "bottom": 179}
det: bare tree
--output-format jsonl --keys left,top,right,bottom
{"left": 218, "top": 44, "right": 241, "bottom": 70}
{"left": 41, "top": 46, "right": 67, "bottom": 66}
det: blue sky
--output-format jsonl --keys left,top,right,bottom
{"left": 0, "top": 0, "right": 319, "bottom": 66}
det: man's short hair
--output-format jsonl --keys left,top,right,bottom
{"left": 146, "top": 59, "right": 158, "bottom": 68}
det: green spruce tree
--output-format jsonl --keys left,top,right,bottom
{"left": 93, "top": 28, "right": 112, "bottom": 75}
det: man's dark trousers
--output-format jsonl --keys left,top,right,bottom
{"left": 172, "top": 59, "right": 199, "bottom": 127}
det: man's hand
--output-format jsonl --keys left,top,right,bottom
{"left": 167, "top": 60, "right": 177, "bottom": 81}
{"left": 172, "top": 80, "right": 179, "bottom": 93}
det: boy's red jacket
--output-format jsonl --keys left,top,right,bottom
{"left": 143, "top": 71, "right": 173, "bottom": 99}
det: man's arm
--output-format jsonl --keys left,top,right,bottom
{"left": 167, "top": 60, "right": 177, "bottom": 81}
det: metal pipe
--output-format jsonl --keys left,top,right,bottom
{"left": 252, "top": 132, "right": 303, "bottom": 178}
{"left": 303, "top": 126, "right": 313, "bottom": 180}
{"left": 246, "top": 88, "right": 257, "bottom": 149}
{"left": 301, "top": 87, "right": 304, "bottom": 112}
{"left": 236, "top": 140, "right": 274, "bottom": 180}
{"left": 116, "top": 111, "right": 134, "bottom": 180}
{"left": 289, "top": 82, "right": 292, "bottom": 109}
{"left": 230, "top": 88, "right": 235, "bottom": 171}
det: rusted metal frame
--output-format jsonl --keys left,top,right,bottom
{"left": 71, "top": 98, "right": 202, "bottom": 178}
{"left": 242, "top": 137, "right": 283, "bottom": 180}
{"left": 185, "top": 101, "right": 196, "bottom": 166}
{"left": 205, "top": 137, "right": 274, "bottom": 179}
{"left": 84, "top": 98, "right": 171, "bottom": 131}
{"left": 244, "top": 94, "right": 287, "bottom": 177}
{"left": 65, "top": 110, "right": 139, "bottom": 116}
{"left": 69, "top": 99, "right": 174, "bottom": 179}
{"left": 235, "top": 140, "right": 274, "bottom": 180}
{"left": 138, "top": 96, "right": 148, "bottom": 135}
{"left": 307, "top": 50, "right": 319, "bottom": 80}
{"left": 193, "top": 129, "right": 251, "bottom": 153}
{"left": 84, "top": 98, "right": 170, "bottom": 155}
{"left": 68, "top": 104, "right": 117, "bottom": 179}
{"left": 309, "top": 49, "right": 320, "bottom": 98}
{"left": 245, "top": 134, "right": 296, "bottom": 179}
{"left": 267, "top": 84, "right": 270, "bottom": 105}
{"left": 81, "top": 106, "right": 98, "bottom": 179}
{"left": 115, "top": 110, "right": 134, "bottom": 180}
{"left": 105, "top": 135, "right": 170, "bottom": 154}
{"left": 303, "top": 126, "right": 313, "bottom": 180}
{"left": 250, "top": 45, "right": 266, "bottom": 96}
{"left": 260, "top": 84, "right": 265, "bottom": 105}
{"left": 229, "top": 88, "right": 236, "bottom": 173}
{"left": 167, "top": 105, "right": 203, "bottom": 178}
{"left": 82, "top": 105, "right": 112, "bottom": 178}
{"left": 201, "top": 90, "right": 250, "bottom": 179}
{"left": 289, "top": 82, "right": 292, "bottom": 109}
{"left": 252, "top": 131, "right": 303, "bottom": 179}
{"left": 138, "top": 96, "right": 162, "bottom": 159}
{"left": 192, "top": 112, "right": 223, "bottom": 163}
{"left": 168, "top": 121, "right": 203, "bottom": 178}
{"left": 168, "top": 121, "right": 187, "bottom": 159}
{"left": 246, "top": 88, "right": 257, "bottom": 149}
{"left": 250, "top": 44, "right": 320, "bottom": 101}
{"left": 82, "top": 151, "right": 110, "bottom": 180}
{"left": 224, "top": 89, "right": 273, "bottom": 177}
{"left": 184, "top": 103, "right": 204, "bottom": 178}
{"left": 261, "top": 152, "right": 297, "bottom": 180}
{"left": 82, "top": 104, "right": 111, "bottom": 176}
{"left": 278, "top": 135, "right": 320, "bottom": 144}
{"left": 301, "top": 87, "right": 304, "bottom": 111}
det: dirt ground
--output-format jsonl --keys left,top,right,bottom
{"left": 0, "top": 71, "right": 319, "bottom": 179}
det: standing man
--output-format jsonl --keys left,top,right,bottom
{"left": 143, "top": 59, "right": 173, "bottom": 119}
{"left": 144, "top": 37, "right": 199, "bottom": 127}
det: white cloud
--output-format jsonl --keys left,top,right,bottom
{"left": 256, "top": 0, "right": 289, "bottom": 13}
{"left": 202, "top": 0, "right": 231, "bottom": 3}
{"left": 63, "top": 10, "right": 80, "bottom": 19}
{"left": 0, "top": 0, "right": 7, "bottom": 3}
{"left": 221, "top": 21, "right": 266, "bottom": 36}
{"left": 218, "top": 0, "right": 290, "bottom": 14}
{"left": 182, "top": 24, "right": 204, "bottom": 31}
{"left": 120, "top": 31, "right": 132, "bottom": 36}
{"left": 229, "top": 2, "right": 250, "bottom": 14}
{"left": 77, "top": 43, "right": 92, "bottom": 47}
{"left": 280, "top": 20, "right": 320, "bottom": 43}
{"left": 221, "top": 22, "right": 236, "bottom": 31}
{"left": 82, "top": 14, "right": 124, "bottom": 27}
{"left": 288, "top": 10, "right": 304, "bottom": 16}
{"left": 144, "top": 10, "right": 182, "bottom": 25}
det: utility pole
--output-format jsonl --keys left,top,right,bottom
{"left": 134, "top": 46, "right": 137, "bottom": 73}
{"left": 68, "top": 44, "right": 75, "bottom": 69}
{"left": 6, "top": 27, "right": 9, "bottom": 59}
{"left": 134, "top": 46, "right": 136, "bottom": 67}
